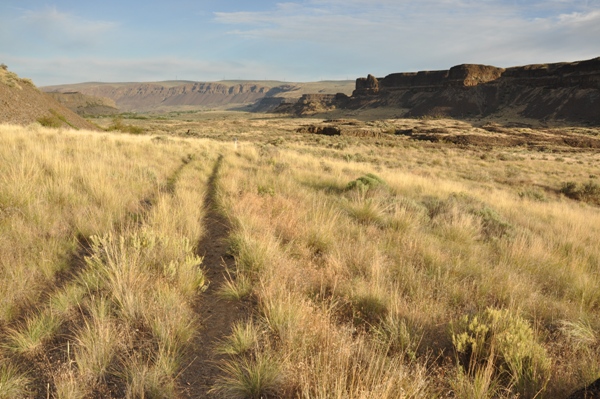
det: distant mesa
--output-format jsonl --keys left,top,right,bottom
{"left": 35, "top": 56, "right": 600, "bottom": 125}
{"left": 41, "top": 80, "right": 355, "bottom": 113}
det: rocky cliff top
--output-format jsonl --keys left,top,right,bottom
{"left": 355, "top": 57, "right": 600, "bottom": 95}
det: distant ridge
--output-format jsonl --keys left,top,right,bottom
{"left": 41, "top": 80, "right": 355, "bottom": 112}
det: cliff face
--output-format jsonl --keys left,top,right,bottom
{"left": 42, "top": 80, "right": 356, "bottom": 113}
{"left": 44, "top": 82, "right": 270, "bottom": 112}
{"left": 348, "top": 57, "right": 600, "bottom": 124}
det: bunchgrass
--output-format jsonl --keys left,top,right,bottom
{"left": 212, "top": 353, "right": 283, "bottom": 399}
{"left": 0, "top": 363, "right": 31, "bottom": 399}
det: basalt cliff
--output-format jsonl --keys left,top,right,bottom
{"left": 43, "top": 82, "right": 270, "bottom": 112}
{"left": 278, "top": 57, "right": 600, "bottom": 124}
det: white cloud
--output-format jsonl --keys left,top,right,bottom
{"left": 19, "top": 7, "right": 117, "bottom": 50}
{"left": 213, "top": 0, "right": 600, "bottom": 73}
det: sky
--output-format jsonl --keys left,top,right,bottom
{"left": 1, "top": 0, "right": 599, "bottom": 86}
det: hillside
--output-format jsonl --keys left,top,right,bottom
{"left": 45, "top": 91, "right": 119, "bottom": 116}
{"left": 278, "top": 57, "right": 600, "bottom": 125}
{"left": 41, "top": 80, "right": 355, "bottom": 112}
{"left": 0, "top": 66, "right": 98, "bottom": 130}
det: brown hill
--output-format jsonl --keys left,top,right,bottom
{"left": 0, "top": 66, "right": 98, "bottom": 130}
{"left": 280, "top": 57, "right": 600, "bottom": 125}
{"left": 45, "top": 91, "right": 119, "bottom": 116}
{"left": 42, "top": 80, "right": 355, "bottom": 112}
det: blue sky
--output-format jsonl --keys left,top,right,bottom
{"left": 1, "top": 0, "right": 599, "bottom": 86}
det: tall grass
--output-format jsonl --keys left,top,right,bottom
{"left": 2, "top": 117, "right": 599, "bottom": 398}
{"left": 0, "top": 124, "right": 217, "bottom": 396}
{"left": 214, "top": 138, "right": 600, "bottom": 398}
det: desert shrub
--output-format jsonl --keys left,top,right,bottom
{"left": 518, "top": 188, "right": 548, "bottom": 202}
{"left": 561, "top": 181, "right": 600, "bottom": 205}
{"left": 475, "top": 207, "right": 514, "bottom": 240}
{"left": 37, "top": 109, "right": 71, "bottom": 128}
{"left": 423, "top": 193, "right": 514, "bottom": 240}
{"left": 108, "top": 116, "right": 145, "bottom": 134}
{"left": 346, "top": 173, "right": 386, "bottom": 192}
{"left": 37, "top": 114, "right": 63, "bottom": 128}
{"left": 451, "top": 307, "right": 551, "bottom": 396}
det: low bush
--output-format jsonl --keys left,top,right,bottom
{"left": 346, "top": 173, "right": 387, "bottom": 192}
{"left": 451, "top": 307, "right": 551, "bottom": 396}
{"left": 561, "top": 181, "right": 600, "bottom": 205}
{"left": 107, "top": 116, "right": 145, "bottom": 134}
{"left": 37, "top": 109, "right": 70, "bottom": 128}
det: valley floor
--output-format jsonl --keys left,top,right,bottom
{"left": 1, "top": 114, "right": 599, "bottom": 398}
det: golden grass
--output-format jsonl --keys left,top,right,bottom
{"left": 0, "top": 123, "right": 216, "bottom": 396}
{"left": 212, "top": 124, "right": 600, "bottom": 398}
{"left": 1, "top": 114, "right": 600, "bottom": 398}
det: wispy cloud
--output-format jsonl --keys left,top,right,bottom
{"left": 214, "top": 0, "right": 600, "bottom": 73}
{"left": 18, "top": 7, "right": 117, "bottom": 50}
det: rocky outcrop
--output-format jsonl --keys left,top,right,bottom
{"left": 284, "top": 57, "right": 600, "bottom": 124}
{"left": 354, "top": 74, "right": 380, "bottom": 96}
{"left": 296, "top": 119, "right": 390, "bottom": 138}
{"left": 274, "top": 93, "right": 350, "bottom": 116}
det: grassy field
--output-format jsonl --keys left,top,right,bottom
{"left": 1, "top": 113, "right": 599, "bottom": 398}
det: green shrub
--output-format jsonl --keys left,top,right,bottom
{"left": 107, "top": 116, "right": 145, "bottom": 134}
{"left": 37, "top": 109, "right": 70, "bottom": 128}
{"left": 475, "top": 207, "right": 514, "bottom": 240}
{"left": 423, "top": 193, "right": 514, "bottom": 240}
{"left": 451, "top": 307, "right": 551, "bottom": 396}
{"left": 346, "top": 173, "right": 386, "bottom": 192}
{"left": 37, "top": 114, "right": 63, "bottom": 128}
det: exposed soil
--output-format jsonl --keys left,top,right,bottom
{"left": 180, "top": 155, "right": 247, "bottom": 398}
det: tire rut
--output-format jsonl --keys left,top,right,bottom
{"left": 0, "top": 159, "right": 191, "bottom": 399}
{"left": 180, "top": 155, "right": 247, "bottom": 398}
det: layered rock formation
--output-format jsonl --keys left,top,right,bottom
{"left": 42, "top": 80, "right": 356, "bottom": 113}
{"left": 285, "top": 57, "right": 600, "bottom": 124}
{"left": 44, "top": 82, "right": 270, "bottom": 112}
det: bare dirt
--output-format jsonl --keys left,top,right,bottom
{"left": 179, "top": 155, "right": 247, "bottom": 398}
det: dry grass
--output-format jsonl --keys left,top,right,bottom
{"left": 207, "top": 117, "right": 600, "bottom": 398}
{"left": 0, "top": 123, "right": 216, "bottom": 396}
{"left": 1, "top": 113, "right": 600, "bottom": 398}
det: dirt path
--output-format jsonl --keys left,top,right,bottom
{"left": 180, "top": 155, "right": 247, "bottom": 398}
